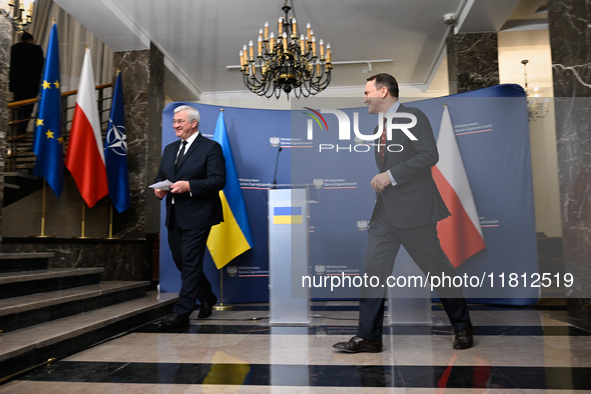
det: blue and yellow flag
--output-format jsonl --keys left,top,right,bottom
{"left": 207, "top": 110, "right": 253, "bottom": 269}
{"left": 32, "top": 23, "right": 63, "bottom": 197}
{"left": 273, "top": 207, "right": 303, "bottom": 224}
{"left": 104, "top": 72, "right": 131, "bottom": 212}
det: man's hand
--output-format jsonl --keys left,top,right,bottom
{"left": 371, "top": 172, "right": 391, "bottom": 193}
{"left": 154, "top": 188, "right": 167, "bottom": 199}
{"left": 170, "top": 181, "right": 191, "bottom": 194}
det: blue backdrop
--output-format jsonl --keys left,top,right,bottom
{"left": 159, "top": 84, "right": 538, "bottom": 305}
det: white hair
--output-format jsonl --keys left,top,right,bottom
{"left": 174, "top": 105, "right": 200, "bottom": 126}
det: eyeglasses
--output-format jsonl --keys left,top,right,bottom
{"left": 172, "top": 119, "right": 195, "bottom": 125}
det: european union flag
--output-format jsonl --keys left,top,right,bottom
{"left": 104, "top": 72, "right": 130, "bottom": 212}
{"left": 32, "top": 23, "right": 63, "bottom": 197}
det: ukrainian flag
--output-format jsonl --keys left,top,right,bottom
{"left": 207, "top": 110, "right": 253, "bottom": 269}
{"left": 273, "top": 207, "right": 303, "bottom": 224}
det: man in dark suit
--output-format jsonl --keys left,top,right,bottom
{"left": 9, "top": 32, "right": 44, "bottom": 134}
{"left": 154, "top": 105, "right": 226, "bottom": 329}
{"left": 333, "top": 73, "right": 473, "bottom": 352}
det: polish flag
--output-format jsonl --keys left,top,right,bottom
{"left": 65, "top": 48, "right": 109, "bottom": 208}
{"left": 432, "top": 105, "right": 485, "bottom": 267}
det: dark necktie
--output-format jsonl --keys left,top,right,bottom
{"left": 175, "top": 140, "right": 187, "bottom": 170}
{"left": 380, "top": 118, "right": 387, "bottom": 162}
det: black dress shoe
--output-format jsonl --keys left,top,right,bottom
{"left": 333, "top": 336, "right": 383, "bottom": 353}
{"left": 157, "top": 313, "right": 189, "bottom": 329}
{"left": 453, "top": 325, "right": 474, "bottom": 350}
{"left": 198, "top": 294, "right": 218, "bottom": 318}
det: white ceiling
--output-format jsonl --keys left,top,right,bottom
{"left": 51, "top": 0, "right": 547, "bottom": 101}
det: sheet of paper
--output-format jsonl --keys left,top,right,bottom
{"left": 149, "top": 180, "right": 173, "bottom": 190}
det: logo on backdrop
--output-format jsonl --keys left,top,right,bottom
{"left": 314, "top": 264, "right": 326, "bottom": 275}
{"left": 226, "top": 265, "right": 238, "bottom": 277}
{"left": 354, "top": 136, "right": 365, "bottom": 146}
{"left": 105, "top": 120, "right": 127, "bottom": 156}
{"left": 480, "top": 217, "right": 501, "bottom": 228}
{"left": 312, "top": 178, "right": 357, "bottom": 189}
{"left": 357, "top": 220, "right": 369, "bottom": 231}
{"left": 269, "top": 136, "right": 280, "bottom": 147}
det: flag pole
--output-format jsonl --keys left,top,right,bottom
{"left": 212, "top": 110, "right": 233, "bottom": 312}
{"left": 73, "top": 202, "right": 93, "bottom": 239}
{"left": 103, "top": 204, "right": 119, "bottom": 240}
{"left": 213, "top": 269, "right": 233, "bottom": 311}
{"left": 30, "top": 180, "right": 55, "bottom": 238}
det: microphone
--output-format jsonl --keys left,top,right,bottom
{"left": 272, "top": 147, "right": 282, "bottom": 189}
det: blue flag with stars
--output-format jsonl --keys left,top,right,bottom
{"left": 104, "top": 72, "right": 130, "bottom": 212}
{"left": 32, "top": 23, "right": 63, "bottom": 197}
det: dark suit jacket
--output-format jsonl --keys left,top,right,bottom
{"left": 155, "top": 133, "right": 226, "bottom": 230}
{"left": 374, "top": 104, "right": 450, "bottom": 228}
{"left": 9, "top": 42, "right": 44, "bottom": 94}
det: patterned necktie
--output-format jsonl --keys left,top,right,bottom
{"left": 175, "top": 140, "right": 188, "bottom": 169}
{"left": 380, "top": 118, "right": 387, "bottom": 162}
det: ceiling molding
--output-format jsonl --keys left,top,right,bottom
{"left": 100, "top": 0, "right": 150, "bottom": 48}
{"left": 100, "top": 0, "right": 202, "bottom": 99}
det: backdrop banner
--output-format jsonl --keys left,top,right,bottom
{"left": 159, "top": 84, "right": 539, "bottom": 306}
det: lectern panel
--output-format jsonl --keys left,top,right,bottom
{"left": 268, "top": 188, "right": 310, "bottom": 324}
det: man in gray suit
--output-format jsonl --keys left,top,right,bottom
{"left": 333, "top": 73, "right": 473, "bottom": 353}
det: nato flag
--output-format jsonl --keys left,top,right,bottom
{"left": 104, "top": 72, "right": 130, "bottom": 212}
{"left": 32, "top": 23, "right": 63, "bottom": 197}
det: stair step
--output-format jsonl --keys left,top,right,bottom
{"left": 0, "top": 290, "right": 177, "bottom": 381}
{"left": 0, "top": 281, "right": 150, "bottom": 333}
{"left": 0, "top": 252, "right": 54, "bottom": 273}
{"left": 0, "top": 268, "right": 104, "bottom": 299}
{"left": 1, "top": 173, "right": 42, "bottom": 207}
{"left": 1, "top": 172, "right": 38, "bottom": 180}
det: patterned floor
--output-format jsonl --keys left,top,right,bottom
{"left": 2, "top": 300, "right": 590, "bottom": 393}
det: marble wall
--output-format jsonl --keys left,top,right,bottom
{"left": 0, "top": 237, "right": 152, "bottom": 280}
{"left": 113, "top": 44, "right": 163, "bottom": 238}
{"left": 447, "top": 32, "right": 500, "bottom": 94}
{"left": 0, "top": 17, "right": 11, "bottom": 234}
{"left": 548, "top": 0, "right": 591, "bottom": 324}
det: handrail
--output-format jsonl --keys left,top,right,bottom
{"left": 60, "top": 83, "right": 113, "bottom": 98}
{"left": 3, "top": 83, "right": 114, "bottom": 175}
{"left": 7, "top": 83, "right": 113, "bottom": 108}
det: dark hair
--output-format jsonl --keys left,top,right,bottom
{"left": 20, "top": 32, "right": 34, "bottom": 42}
{"left": 367, "top": 73, "right": 399, "bottom": 98}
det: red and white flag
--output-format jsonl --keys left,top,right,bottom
{"left": 65, "top": 48, "right": 109, "bottom": 208}
{"left": 432, "top": 105, "right": 485, "bottom": 267}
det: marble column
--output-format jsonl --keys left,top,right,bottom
{"left": 0, "top": 17, "right": 11, "bottom": 234}
{"left": 447, "top": 32, "right": 500, "bottom": 94}
{"left": 112, "top": 43, "right": 164, "bottom": 239}
{"left": 547, "top": 0, "right": 591, "bottom": 328}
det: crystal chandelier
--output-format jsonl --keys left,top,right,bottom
{"left": 239, "top": 1, "right": 332, "bottom": 99}
{"left": 521, "top": 59, "right": 549, "bottom": 122}
{"left": 1, "top": 0, "right": 33, "bottom": 32}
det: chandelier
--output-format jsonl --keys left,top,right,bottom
{"left": 239, "top": 1, "right": 332, "bottom": 99}
{"left": 1, "top": 0, "right": 33, "bottom": 32}
{"left": 521, "top": 59, "right": 549, "bottom": 122}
